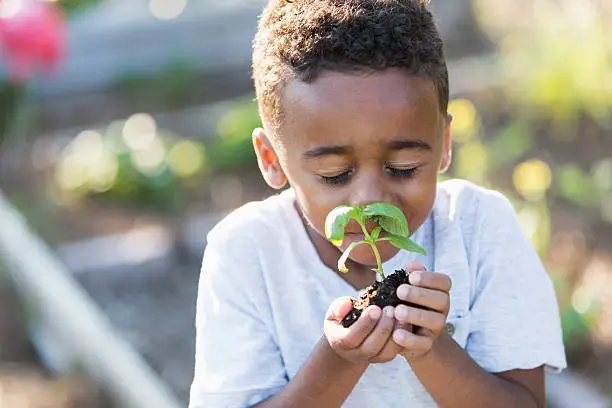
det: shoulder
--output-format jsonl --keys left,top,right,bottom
{"left": 435, "top": 178, "right": 516, "bottom": 225}
{"left": 199, "top": 189, "right": 296, "bottom": 300}
{"left": 206, "top": 188, "right": 295, "bottom": 249}
{"left": 432, "top": 179, "right": 519, "bottom": 260}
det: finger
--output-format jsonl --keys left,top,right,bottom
{"left": 409, "top": 271, "right": 452, "bottom": 292}
{"left": 393, "top": 328, "right": 433, "bottom": 354}
{"left": 375, "top": 320, "right": 409, "bottom": 362}
{"left": 327, "top": 305, "right": 382, "bottom": 350}
{"left": 397, "top": 284, "right": 449, "bottom": 313}
{"left": 325, "top": 296, "right": 355, "bottom": 321}
{"left": 359, "top": 306, "right": 396, "bottom": 360}
{"left": 405, "top": 261, "right": 426, "bottom": 273}
{"left": 394, "top": 305, "right": 446, "bottom": 333}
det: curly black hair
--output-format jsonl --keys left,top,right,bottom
{"left": 252, "top": 0, "right": 449, "bottom": 126}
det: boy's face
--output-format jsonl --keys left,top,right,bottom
{"left": 255, "top": 69, "right": 451, "bottom": 267}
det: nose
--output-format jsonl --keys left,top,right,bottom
{"left": 348, "top": 169, "right": 386, "bottom": 207}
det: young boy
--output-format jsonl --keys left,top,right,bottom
{"left": 189, "top": 1, "right": 566, "bottom": 407}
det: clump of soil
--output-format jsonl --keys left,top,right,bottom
{"left": 342, "top": 269, "right": 416, "bottom": 328}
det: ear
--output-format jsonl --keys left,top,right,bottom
{"left": 252, "top": 128, "right": 287, "bottom": 189}
{"left": 439, "top": 113, "right": 453, "bottom": 173}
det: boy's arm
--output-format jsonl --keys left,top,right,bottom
{"left": 409, "top": 332, "right": 545, "bottom": 408}
{"left": 391, "top": 264, "right": 546, "bottom": 408}
{"left": 255, "top": 298, "right": 402, "bottom": 408}
{"left": 397, "top": 191, "right": 566, "bottom": 407}
{"left": 254, "top": 337, "right": 367, "bottom": 408}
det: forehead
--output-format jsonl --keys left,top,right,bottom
{"left": 276, "top": 70, "right": 443, "bottom": 148}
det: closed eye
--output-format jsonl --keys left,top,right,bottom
{"left": 386, "top": 166, "right": 418, "bottom": 178}
{"left": 320, "top": 170, "right": 352, "bottom": 185}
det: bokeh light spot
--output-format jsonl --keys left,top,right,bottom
{"left": 592, "top": 158, "right": 612, "bottom": 192}
{"left": 122, "top": 113, "right": 157, "bottom": 151}
{"left": 513, "top": 159, "right": 552, "bottom": 200}
{"left": 449, "top": 98, "right": 479, "bottom": 143}
{"left": 131, "top": 138, "right": 166, "bottom": 174}
{"left": 572, "top": 286, "right": 595, "bottom": 315}
{"left": 455, "top": 141, "right": 489, "bottom": 182}
{"left": 148, "top": 0, "right": 187, "bottom": 21}
{"left": 168, "top": 140, "right": 206, "bottom": 179}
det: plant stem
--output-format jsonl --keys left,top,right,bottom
{"left": 370, "top": 242, "right": 385, "bottom": 280}
{"left": 358, "top": 219, "right": 385, "bottom": 280}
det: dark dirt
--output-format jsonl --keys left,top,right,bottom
{"left": 342, "top": 269, "right": 416, "bottom": 328}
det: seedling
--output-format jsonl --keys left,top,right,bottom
{"left": 325, "top": 202, "right": 428, "bottom": 327}
{"left": 325, "top": 202, "right": 426, "bottom": 278}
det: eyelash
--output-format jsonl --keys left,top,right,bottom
{"left": 321, "top": 171, "right": 352, "bottom": 185}
{"left": 387, "top": 167, "right": 418, "bottom": 178}
{"left": 320, "top": 167, "right": 418, "bottom": 185}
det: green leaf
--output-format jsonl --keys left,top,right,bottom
{"left": 370, "top": 226, "right": 382, "bottom": 241}
{"left": 363, "top": 203, "right": 408, "bottom": 237}
{"left": 384, "top": 235, "right": 427, "bottom": 255}
{"left": 325, "top": 206, "right": 361, "bottom": 246}
{"left": 377, "top": 216, "right": 407, "bottom": 237}
{"left": 338, "top": 241, "right": 363, "bottom": 273}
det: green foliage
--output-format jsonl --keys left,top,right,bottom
{"left": 386, "top": 235, "right": 428, "bottom": 255}
{"left": 325, "top": 203, "right": 426, "bottom": 279}
{"left": 53, "top": 115, "right": 210, "bottom": 213}
{"left": 106, "top": 146, "right": 183, "bottom": 212}
{"left": 0, "top": 83, "right": 22, "bottom": 145}
{"left": 555, "top": 164, "right": 600, "bottom": 208}
{"left": 486, "top": 121, "right": 535, "bottom": 170}
{"left": 362, "top": 202, "right": 409, "bottom": 237}
{"left": 115, "top": 60, "right": 199, "bottom": 109}
{"left": 49, "top": 96, "right": 262, "bottom": 213}
{"left": 476, "top": 0, "right": 612, "bottom": 127}
{"left": 58, "top": 0, "right": 105, "bottom": 16}
{"left": 324, "top": 206, "right": 358, "bottom": 246}
{"left": 208, "top": 98, "right": 261, "bottom": 173}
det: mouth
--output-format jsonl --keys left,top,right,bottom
{"left": 344, "top": 230, "right": 390, "bottom": 240}
{"left": 344, "top": 219, "right": 388, "bottom": 237}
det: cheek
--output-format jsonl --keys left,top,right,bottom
{"left": 401, "top": 175, "right": 437, "bottom": 234}
{"left": 278, "top": 158, "right": 339, "bottom": 236}
{"left": 292, "top": 184, "right": 340, "bottom": 235}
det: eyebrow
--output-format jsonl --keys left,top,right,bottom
{"left": 302, "top": 146, "right": 352, "bottom": 159}
{"left": 302, "top": 138, "right": 432, "bottom": 159}
{"left": 389, "top": 139, "right": 432, "bottom": 151}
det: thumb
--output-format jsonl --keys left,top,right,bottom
{"left": 326, "top": 296, "right": 354, "bottom": 321}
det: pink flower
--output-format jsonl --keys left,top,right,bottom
{"left": 0, "top": 1, "right": 67, "bottom": 84}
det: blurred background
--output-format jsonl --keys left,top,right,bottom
{"left": 0, "top": 0, "right": 610, "bottom": 407}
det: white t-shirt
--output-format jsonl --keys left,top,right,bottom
{"left": 189, "top": 179, "right": 567, "bottom": 408}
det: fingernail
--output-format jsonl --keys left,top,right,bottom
{"left": 394, "top": 330, "right": 406, "bottom": 343}
{"left": 410, "top": 271, "right": 422, "bottom": 284}
{"left": 397, "top": 284, "right": 410, "bottom": 300}
{"left": 395, "top": 306, "right": 408, "bottom": 321}
{"left": 368, "top": 307, "right": 381, "bottom": 320}
{"left": 384, "top": 306, "right": 394, "bottom": 318}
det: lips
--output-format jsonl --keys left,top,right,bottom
{"left": 345, "top": 231, "right": 390, "bottom": 237}
{"left": 344, "top": 219, "right": 384, "bottom": 236}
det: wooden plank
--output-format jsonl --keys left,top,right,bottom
{"left": 0, "top": 190, "right": 183, "bottom": 408}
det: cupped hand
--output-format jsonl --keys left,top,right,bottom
{"left": 324, "top": 296, "right": 407, "bottom": 364}
{"left": 392, "top": 262, "right": 452, "bottom": 361}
